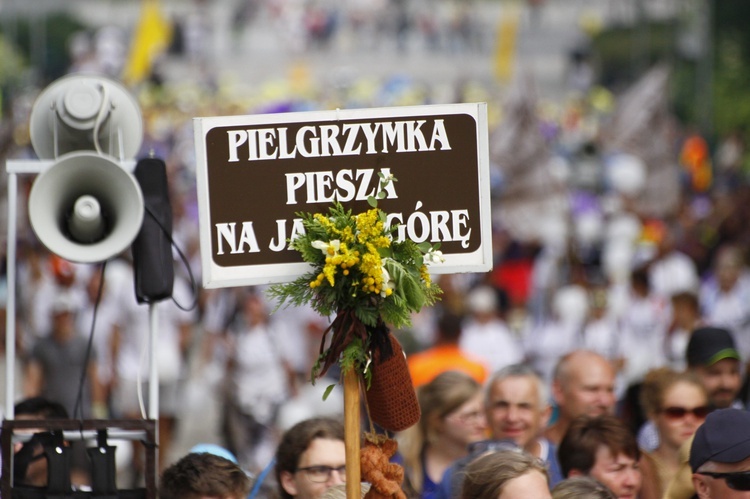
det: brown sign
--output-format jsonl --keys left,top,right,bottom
{"left": 194, "top": 103, "right": 491, "bottom": 287}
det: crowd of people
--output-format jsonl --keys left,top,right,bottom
{"left": 3, "top": 89, "right": 750, "bottom": 497}
{"left": 151, "top": 324, "right": 750, "bottom": 498}
{"left": 6, "top": 216, "right": 750, "bottom": 498}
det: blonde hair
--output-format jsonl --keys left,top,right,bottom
{"left": 321, "top": 483, "right": 371, "bottom": 499}
{"left": 639, "top": 367, "right": 706, "bottom": 417}
{"left": 460, "top": 449, "right": 548, "bottom": 499}
{"left": 552, "top": 476, "right": 616, "bottom": 499}
{"left": 398, "top": 371, "right": 483, "bottom": 493}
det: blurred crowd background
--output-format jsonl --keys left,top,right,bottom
{"left": 2, "top": 0, "right": 750, "bottom": 488}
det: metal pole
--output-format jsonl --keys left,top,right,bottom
{"left": 148, "top": 302, "right": 159, "bottom": 421}
{"left": 5, "top": 172, "right": 17, "bottom": 420}
{"left": 5, "top": 160, "right": 52, "bottom": 419}
{"left": 148, "top": 301, "right": 159, "bottom": 471}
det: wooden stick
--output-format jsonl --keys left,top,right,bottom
{"left": 344, "top": 367, "right": 362, "bottom": 498}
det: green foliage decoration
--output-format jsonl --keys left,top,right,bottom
{"left": 268, "top": 174, "right": 443, "bottom": 384}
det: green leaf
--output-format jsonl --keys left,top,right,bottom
{"left": 417, "top": 242, "right": 432, "bottom": 252}
{"left": 367, "top": 196, "right": 378, "bottom": 208}
{"left": 322, "top": 384, "right": 336, "bottom": 401}
{"left": 379, "top": 209, "right": 388, "bottom": 224}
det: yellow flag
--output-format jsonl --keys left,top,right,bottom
{"left": 122, "top": 0, "right": 172, "bottom": 85}
{"left": 494, "top": 2, "right": 520, "bottom": 83}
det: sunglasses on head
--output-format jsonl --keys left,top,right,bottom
{"left": 698, "top": 471, "right": 750, "bottom": 491}
{"left": 660, "top": 405, "right": 710, "bottom": 420}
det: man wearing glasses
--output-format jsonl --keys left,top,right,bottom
{"left": 691, "top": 408, "right": 750, "bottom": 498}
{"left": 275, "top": 417, "right": 347, "bottom": 499}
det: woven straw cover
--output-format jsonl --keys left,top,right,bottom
{"left": 365, "top": 333, "right": 421, "bottom": 432}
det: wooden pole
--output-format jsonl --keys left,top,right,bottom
{"left": 343, "top": 367, "right": 361, "bottom": 498}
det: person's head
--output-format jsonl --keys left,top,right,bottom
{"left": 558, "top": 415, "right": 641, "bottom": 499}
{"left": 552, "top": 350, "right": 616, "bottom": 422}
{"left": 686, "top": 326, "right": 742, "bottom": 409}
{"left": 460, "top": 449, "right": 551, "bottom": 499}
{"left": 417, "top": 370, "right": 488, "bottom": 449}
{"left": 13, "top": 396, "right": 69, "bottom": 486}
{"left": 49, "top": 255, "right": 76, "bottom": 287}
{"left": 435, "top": 311, "right": 464, "bottom": 344}
{"left": 551, "top": 476, "right": 617, "bottom": 499}
{"left": 15, "top": 397, "right": 69, "bottom": 420}
{"left": 160, "top": 452, "right": 251, "bottom": 499}
{"left": 670, "top": 291, "right": 700, "bottom": 328}
{"left": 485, "top": 364, "right": 552, "bottom": 450}
{"left": 629, "top": 267, "right": 650, "bottom": 297}
{"left": 714, "top": 244, "right": 744, "bottom": 292}
{"left": 690, "top": 409, "right": 750, "bottom": 498}
{"left": 639, "top": 367, "right": 709, "bottom": 452}
{"left": 466, "top": 286, "right": 498, "bottom": 322}
{"left": 275, "top": 417, "right": 346, "bottom": 499}
{"left": 320, "top": 483, "right": 371, "bottom": 499}
{"left": 398, "top": 370, "right": 488, "bottom": 493}
{"left": 242, "top": 289, "right": 268, "bottom": 326}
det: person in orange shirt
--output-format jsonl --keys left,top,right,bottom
{"left": 407, "top": 312, "right": 489, "bottom": 388}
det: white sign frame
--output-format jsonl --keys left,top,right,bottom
{"left": 194, "top": 102, "right": 492, "bottom": 288}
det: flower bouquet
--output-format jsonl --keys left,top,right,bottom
{"left": 268, "top": 174, "right": 443, "bottom": 431}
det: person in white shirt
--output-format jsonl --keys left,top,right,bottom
{"left": 110, "top": 260, "right": 196, "bottom": 473}
{"left": 459, "top": 285, "right": 523, "bottom": 373}
{"left": 223, "top": 290, "right": 295, "bottom": 473}
{"left": 700, "top": 244, "right": 750, "bottom": 360}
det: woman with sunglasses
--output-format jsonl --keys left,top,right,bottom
{"left": 638, "top": 367, "right": 709, "bottom": 497}
{"left": 397, "top": 370, "right": 488, "bottom": 498}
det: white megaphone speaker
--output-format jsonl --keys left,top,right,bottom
{"left": 28, "top": 151, "right": 145, "bottom": 263}
{"left": 29, "top": 73, "right": 143, "bottom": 160}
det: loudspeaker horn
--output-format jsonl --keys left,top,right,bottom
{"left": 28, "top": 151, "right": 145, "bottom": 263}
{"left": 29, "top": 73, "right": 143, "bottom": 160}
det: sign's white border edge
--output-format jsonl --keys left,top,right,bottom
{"left": 195, "top": 103, "right": 493, "bottom": 289}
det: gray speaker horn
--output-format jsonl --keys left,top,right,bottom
{"left": 29, "top": 73, "right": 143, "bottom": 160}
{"left": 28, "top": 151, "right": 145, "bottom": 263}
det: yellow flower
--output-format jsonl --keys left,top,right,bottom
{"left": 355, "top": 209, "right": 391, "bottom": 250}
{"left": 420, "top": 265, "right": 432, "bottom": 287}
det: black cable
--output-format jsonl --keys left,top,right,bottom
{"left": 69, "top": 200, "right": 198, "bottom": 420}
{"left": 72, "top": 259, "right": 107, "bottom": 422}
{"left": 142, "top": 204, "right": 199, "bottom": 312}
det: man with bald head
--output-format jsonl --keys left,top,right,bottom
{"left": 544, "top": 349, "right": 617, "bottom": 445}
